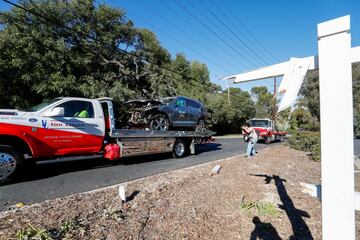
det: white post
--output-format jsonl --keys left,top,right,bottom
{"left": 317, "top": 15, "right": 355, "bottom": 240}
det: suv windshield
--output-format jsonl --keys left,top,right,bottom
{"left": 25, "top": 98, "right": 62, "bottom": 112}
{"left": 161, "top": 97, "right": 175, "bottom": 104}
{"left": 248, "top": 120, "right": 270, "bottom": 128}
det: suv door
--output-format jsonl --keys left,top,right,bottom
{"left": 172, "top": 97, "right": 191, "bottom": 127}
{"left": 37, "top": 100, "right": 104, "bottom": 157}
{"left": 187, "top": 100, "right": 201, "bottom": 127}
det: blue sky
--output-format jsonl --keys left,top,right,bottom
{"left": 1, "top": 0, "right": 360, "bottom": 93}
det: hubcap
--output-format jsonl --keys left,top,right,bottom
{"left": 153, "top": 117, "right": 168, "bottom": 131}
{"left": 175, "top": 143, "right": 185, "bottom": 156}
{"left": 0, "top": 152, "right": 16, "bottom": 180}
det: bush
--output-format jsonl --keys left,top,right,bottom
{"left": 287, "top": 131, "right": 321, "bottom": 161}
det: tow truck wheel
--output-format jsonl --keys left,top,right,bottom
{"left": 0, "top": 145, "right": 23, "bottom": 181}
{"left": 173, "top": 139, "right": 188, "bottom": 158}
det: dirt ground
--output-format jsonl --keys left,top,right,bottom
{"left": 0, "top": 145, "right": 358, "bottom": 239}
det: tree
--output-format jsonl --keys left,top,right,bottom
{"left": 251, "top": 86, "right": 274, "bottom": 118}
{"left": 300, "top": 70, "right": 320, "bottom": 121}
{"left": 0, "top": 0, "right": 257, "bottom": 133}
{"left": 0, "top": 0, "right": 173, "bottom": 110}
{"left": 207, "top": 88, "right": 255, "bottom": 133}
{"left": 289, "top": 108, "right": 312, "bottom": 130}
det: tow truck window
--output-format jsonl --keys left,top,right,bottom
{"left": 249, "top": 120, "right": 270, "bottom": 128}
{"left": 25, "top": 98, "right": 62, "bottom": 112}
{"left": 58, "top": 101, "right": 94, "bottom": 118}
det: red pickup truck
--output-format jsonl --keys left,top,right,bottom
{"left": 0, "top": 97, "right": 213, "bottom": 181}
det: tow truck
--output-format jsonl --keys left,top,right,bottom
{"left": 0, "top": 97, "right": 214, "bottom": 181}
{"left": 247, "top": 118, "right": 287, "bottom": 144}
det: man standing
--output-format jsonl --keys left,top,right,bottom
{"left": 242, "top": 123, "right": 258, "bottom": 158}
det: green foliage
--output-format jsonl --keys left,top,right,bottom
{"left": 300, "top": 64, "right": 360, "bottom": 135}
{"left": 239, "top": 195, "right": 279, "bottom": 217}
{"left": 15, "top": 219, "right": 83, "bottom": 240}
{"left": 300, "top": 71, "right": 320, "bottom": 121}
{"left": 289, "top": 108, "right": 313, "bottom": 130}
{"left": 207, "top": 88, "right": 255, "bottom": 134}
{"left": 287, "top": 131, "right": 321, "bottom": 161}
{"left": 0, "top": 0, "right": 221, "bottom": 126}
{"left": 353, "top": 64, "right": 360, "bottom": 137}
{"left": 251, "top": 86, "right": 275, "bottom": 118}
{"left": 16, "top": 224, "right": 52, "bottom": 240}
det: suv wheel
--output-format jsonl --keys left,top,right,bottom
{"left": 0, "top": 145, "right": 23, "bottom": 182}
{"left": 150, "top": 114, "right": 170, "bottom": 131}
{"left": 195, "top": 119, "right": 206, "bottom": 132}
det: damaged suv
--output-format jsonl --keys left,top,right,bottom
{"left": 126, "top": 96, "right": 207, "bottom": 131}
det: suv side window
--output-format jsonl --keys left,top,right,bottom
{"left": 188, "top": 100, "right": 201, "bottom": 109}
{"left": 175, "top": 98, "right": 186, "bottom": 107}
{"left": 58, "top": 101, "right": 95, "bottom": 118}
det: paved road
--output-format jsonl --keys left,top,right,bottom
{"left": 0, "top": 138, "right": 275, "bottom": 210}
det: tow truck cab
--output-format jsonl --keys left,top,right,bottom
{"left": 247, "top": 118, "right": 286, "bottom": 144}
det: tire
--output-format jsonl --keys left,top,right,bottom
{"left": 0, "top": 145, "right": 23, "bottom": 182}
{"left": 172, "top": 139, "right": 188, "bottom": 158}
{"left": 150, "top": 114, "right": 170, "bottom": 131}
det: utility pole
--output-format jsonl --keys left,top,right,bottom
{"left": 271, "top": 77, "right": 277, "bottom": 121}
{"left": 225, "top": 79, "right": 231, "bottom": 106}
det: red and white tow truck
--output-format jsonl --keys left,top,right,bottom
{"left": 247, "top": 118, "right": 287, "bottom": 144}
{"left": 0, "top": 97, "right": 214, "bottom": 181}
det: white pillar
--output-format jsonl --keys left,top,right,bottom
{"left": 317, "top": 15, "right": 355, "bottom": 240}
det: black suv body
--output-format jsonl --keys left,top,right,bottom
{"left": 126, "top": 96, "right": 207, "bottom": 131}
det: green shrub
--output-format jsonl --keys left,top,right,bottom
{"left": 287, "top": 131, "right": 321, "bottom": 161}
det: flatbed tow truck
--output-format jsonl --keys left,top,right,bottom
{"left": 0, "top": 97, "right": 214, "bottom": 181}
{"left": 247, "top": 118, "right": 287, "bottom": 144}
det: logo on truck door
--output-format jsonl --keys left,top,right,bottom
{"left": 41, "top": 120, "right": 47, "bottom": 129}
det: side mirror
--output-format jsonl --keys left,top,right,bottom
{"left": 42, "top": 107, "right": 64, "bottom": 117}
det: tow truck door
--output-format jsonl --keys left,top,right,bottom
{"left": 37, "top": 100, "right": 105, "bottom": 156}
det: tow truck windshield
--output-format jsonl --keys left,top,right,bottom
{"left": 24, "top": 98, "right": 62, "bottom": 112}
{"left": 248, "top": 120, "right": 270, "bottom": 128}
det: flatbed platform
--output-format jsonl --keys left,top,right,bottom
{"left": 110, "top": 129, "right": 215, "bottom": 139}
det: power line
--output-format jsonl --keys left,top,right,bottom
{"left": 183, "top": 0, "right": 263, "bottom": 67}
{"left": 198, "top": 0, "right": 269, "bottom": 66}
{"left": 174, "top": 0, "right": 258, "bottom": 69}
{"left": 122, "top": 0, "right": 232, "bottom": 75}
{"left": 158, "top": 0, "right": 246, "bottom": 72}
{"left": 135, "top": 0, "right": 240, "bottom": 73}
{"left": 218, "top": 0, "right": 278, "bottom": 63}
{"left": 208, "top": 0, "right": 274, "bottom": 64}
{"left": 2, "top": 0, "right": 249, "bottom": 102}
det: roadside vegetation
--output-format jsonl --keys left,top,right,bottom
{"left": 287, "top": 131, "right": 321, "bottom": 161}
{"left": 239, "top": 195, "right": 279, "bottom": 217}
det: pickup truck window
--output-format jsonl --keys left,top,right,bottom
{"left": 58, "top": 101, "right": 94, "bottom": 118}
